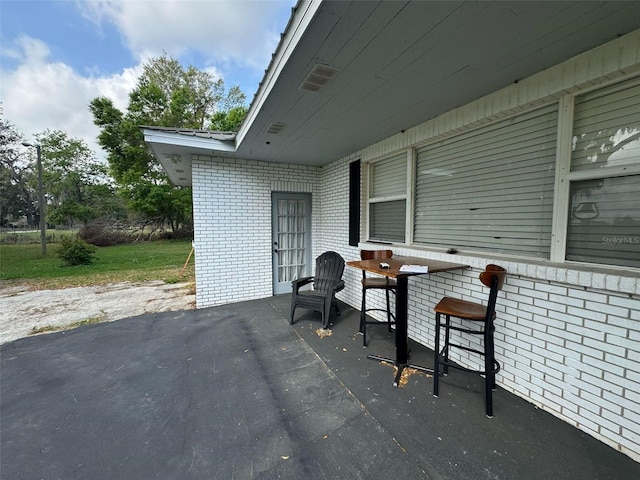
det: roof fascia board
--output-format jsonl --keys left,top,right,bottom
{"left": 235, "top": 0, "right": 322, "bottom": 147}
{"left": 142, "top": 128, "right": 235, "bottom": 153}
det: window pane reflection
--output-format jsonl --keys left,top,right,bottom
{"left": 566, "top": 176, "right": 640, "bottom": 267}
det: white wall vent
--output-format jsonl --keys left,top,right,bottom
{"left": 299, "top": 63, "right": 339, "bottom": 92}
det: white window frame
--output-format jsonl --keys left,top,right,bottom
{"left": 552, "top": 77, "right": 640, "bottom": 264}
{"left": 366, "top": 150, "right": 413, "bottom": 244}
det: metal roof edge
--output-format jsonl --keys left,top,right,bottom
{"left": 141, "top": 127, "right": 236, "bottom": 153}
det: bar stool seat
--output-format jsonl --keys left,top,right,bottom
{"left": 433, "top": 264, "right": 506, "bottom": 417}
{"left": 435, "top": 297, "right": 492, "bottom": 320}
{"left": 359, "top": 249, "right": 396, "bottom": 347}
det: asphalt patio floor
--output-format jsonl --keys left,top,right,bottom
{"left": 1, "top": 294, "right": 639, "bottom": 479}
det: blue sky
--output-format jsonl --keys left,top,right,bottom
{"left": 0, "top": 0, "right": 296, "bottom": 159}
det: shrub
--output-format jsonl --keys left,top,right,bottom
{"left": 78, "top": 220, "right": 129, "bottom": 246}
{"left": 57, "top": 236, "right": 96, "bottom": 266}
{"left": 157, "top": 228, "right": 194, "bottom": 240}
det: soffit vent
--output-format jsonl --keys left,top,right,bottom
{"left": 299, "top": 63, "right": 339, "bottom": 92}
{"left": 166, "top": 154, "right": 182, "bottom": 164}
{"left": 266, "top": 122, "right": 286, "bottom": 134}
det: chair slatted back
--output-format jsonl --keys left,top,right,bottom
{"left": 360, "top": 249, "right": 393, "bottom": 261}
{"left": 314, "top": 251, "right": 345, "bottom": 293}
{"left": 360, "top": 250, "right": 393, "bottom": 279}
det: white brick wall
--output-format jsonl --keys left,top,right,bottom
{"left": 191, "top": 156, "right": 319, "bottom": 307}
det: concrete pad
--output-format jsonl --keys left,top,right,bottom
{"left": 1, "top": 298, "right": 425, "bottom": 479}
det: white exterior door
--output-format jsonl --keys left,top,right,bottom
{"left": 272, "top": 192, "right": 312, "bottom": 294}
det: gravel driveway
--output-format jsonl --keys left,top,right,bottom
{"left": 0, "top": 281, "right": 196, "bottom": 345}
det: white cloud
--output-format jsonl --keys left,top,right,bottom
{"left": 0, "top": 0, "right": 294, "bottom": 162}
{"left": 78, "top": 0, "right": 291, "bottom": 70}
{"left": 1, "top": 36, "right": 139, "bottom": 161}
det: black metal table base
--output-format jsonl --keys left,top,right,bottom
{"left": 367, "top": 354, "right": 436, "bottom": 387}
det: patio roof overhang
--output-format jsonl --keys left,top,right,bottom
{"left": 143, "top": 0, "right": 640, "bottom": 187}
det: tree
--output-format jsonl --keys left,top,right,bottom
{"left": 32, "top": 130, "right": 125, "bottom": 228}
{"left": 90, "top": 53, "right": 247, "bottom": 233}
{"left": 0, "top": 110, "right": 33, "bottom": 227}
{"left": 210, "top": 106, "right": 248, "bottom": 132}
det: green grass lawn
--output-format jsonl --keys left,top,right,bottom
{"left": 0, "top": 239, "right": 195, "bottom": 289}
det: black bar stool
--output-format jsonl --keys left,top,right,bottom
{"left": 433, "top": 264, "right": 507, "bottom": 417}
{"left": 359, "top": 249, "right": 396, "bottom": 347}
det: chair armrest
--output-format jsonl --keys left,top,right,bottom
{"left": 292, "top": 276, "right": 314, "bottom": 292}
{"left": 328, "top": 280, "right": 345, "bottom": 294}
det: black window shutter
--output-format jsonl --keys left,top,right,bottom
{"left": 349, "top": 160, "right": 361, "bottom": 246}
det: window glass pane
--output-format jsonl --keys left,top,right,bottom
{"left": 370, "top": 153, "right": 406, "bottom": 198}
{"left": 414, "top": 103, "right": 557, "bottom": 257}
{"left": 566, "top": 176, "right": 640, "bottom": 268}
{"left": 370, "top": 201, "right": 405, "bottom": 243}
{"left": 368, "top": 152, "right": 407, "bottom": 243}
{"left": 572, "top": 78, "right": 640, "bottom": 172}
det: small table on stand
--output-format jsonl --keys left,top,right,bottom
{"left": 347, "top": 256, "right": 469, "bottom": 387}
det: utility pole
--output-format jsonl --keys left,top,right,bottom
{"left": 22, "top": 142, "right": 46, "bottom": 256}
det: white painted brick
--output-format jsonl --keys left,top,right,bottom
{"left": 584, "top": 319, "right": 628, "bottom": 338}
{"left": 547, "top": 325, "right": 583, "bottom": 344}
{"left": 568, "top": 288, "right": 608, "bottom": 304}
{"left": 577, "top": 393, "right": 603, "bottom": 418}
{"left": 547, "top": 309, "right": 583, "bottom": 326}
{"left": 601, "top": 376, "right": 626, "bottom": 398}
{"left": 584, "top": 337, "right": 625, "bottom": 358}
{"left": 602, "top": 371, "right": 633, "bottom": 392}
{"left": 621, "top": 403, "right": 640, "bottom": 430}
{"left": 568, "top": 306, "right": 607, "bottom": 322}
{"left": 585, "top": 301, "right": 629, "bottom": 318}
{"left": 555, "top": 395, "right": 580, "bottom": 416}
{"left": 535, "top": 282, "right": 568, "bottom": 295}
{"left": 541, "top": 349, "right": 564, "bottom": 366}
{"left": 620, "top": 276, "right": 638, "bottom": 294}
{"left": 608, "top": 315, "right": 640, "bottom": 333}
{"left": 609, "top": 294, "right": 640, "bottom": 310}
{"left": 507, "top": 277, "right": 536, "bottom": 290}
{"left": 581, "top": 354, "right": 625, "bottom": 377}
{"left": 621, "top": 427, "right": 640, "bottom": 450}
{"left": 533, "top": 300, "right": 566, "bottom": 312}
{"left": 193, "top": 159, "right": 320, "bottom": 308}
{"left": 549, "top": 292, "right": 584, "bottom": 308}
{"left": 510, "top": 321, "right": 535, "bottom": 338}
{"left": 518, "top": 303, "right": 548, "bottom": 317}
{"left": 605, "top": 353, "right": 640, "bottom": 374}
{"left": 534, "top": 315, "right": 567, "bottom": 332}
